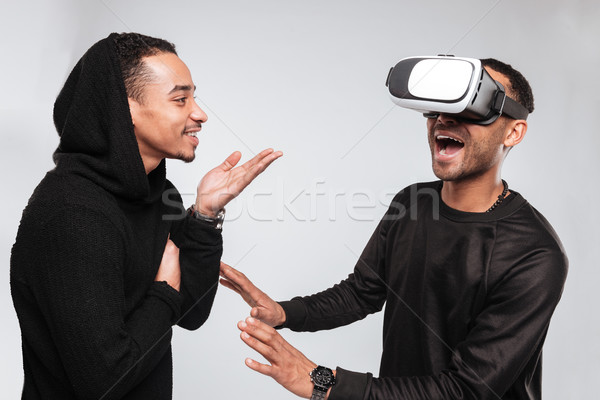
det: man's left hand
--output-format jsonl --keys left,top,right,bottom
{"left": 238, "top": 316, "right": 327, "bottom": 399}
{"left": 195, "top": 148, "right": 282, "bottom": 216}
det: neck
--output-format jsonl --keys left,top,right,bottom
{"left": 440, "top": 170, "right": 507, "bottom": 213}
{"left": 140, "top": 154, "right": 161, "bottom": 175}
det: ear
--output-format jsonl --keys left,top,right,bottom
{"left": 504, "top": 119, "right": 527, "bottom": 148}
{"left": 127, "top": 97, "right": 139, "bottom": 126}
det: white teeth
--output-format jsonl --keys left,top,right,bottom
{"left": 185, "top": 132, "right": 197, "bottom": 137}
{"left": 437, "top": 135, "right": 463, "bottom": 144}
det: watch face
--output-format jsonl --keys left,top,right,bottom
{"left": 312, "top": 367, "right": 334, "bottom": 386}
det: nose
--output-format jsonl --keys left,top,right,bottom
{"left": 437, "top": 113, "right": 459, "bottom": 125}
{"left": 190, "top": 99, "right": 208, "bottom": 123}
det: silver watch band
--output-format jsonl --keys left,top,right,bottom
{"left": 188, "top": 205, "right": 225, "bottom": 230}
{"left": 310, "top": 388, "right": 327, "bottom": 400}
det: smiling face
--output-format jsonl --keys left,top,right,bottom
{"left": 426, "top": 68, "right": 522, "bottom": 182}
{"left": 128, "top": 52, "right": 207, "bottom": 174}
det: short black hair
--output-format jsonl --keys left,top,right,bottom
{"left": 480, "top": 58, "right": 534, "bottom": 114}
{"left": 113, "top": 32, "right": 177, "bottom": 103}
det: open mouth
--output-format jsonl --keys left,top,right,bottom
{"left": 436, "top": 135, "right": 464, "bottom": 156}
{"left": 184, "top": 130, "right": 200, "bottom": 147}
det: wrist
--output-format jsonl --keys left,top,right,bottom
{"left": 188, "top": 204, "right": 225, "bottom": 230}
{"left": 277, "top": 304, "right": 287, "bottom": 327}
{"left": 195, "top": 202, "right": 218, "bottom": 218}
{"left": 309, "top": 365, "right": 336, "bottom": 400}
{"left": 325, "top": 370, "right": 336, "bottom": 400}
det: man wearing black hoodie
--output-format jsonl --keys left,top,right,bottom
{"left": 10, "top": 32, "right": 281, "bottom": 399}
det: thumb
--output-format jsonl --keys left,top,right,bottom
{"left": 220, "top": 151, "right": 242, "bottom": 171}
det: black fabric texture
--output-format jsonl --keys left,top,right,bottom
{"left": 329, "top": 368, "right": 371, "bottom": 400}
{"left": 10, "top": 33, "right": 223, "bottom": 399}
{"left": 280, "top": 181, "right": 568, "bottom": 400}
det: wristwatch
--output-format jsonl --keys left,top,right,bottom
{"left": 188, "top": 204, "right": 225, "bottom": 230}
{"left": 309, "top": 365, "right": 335, "bottom": 400}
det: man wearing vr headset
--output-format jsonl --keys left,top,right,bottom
{"left": 221, "top": 57, "right": 567, "bottom": 399}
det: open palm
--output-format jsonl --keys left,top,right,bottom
{"left": 195, "top": 148, "right": 282, "bottom": 216}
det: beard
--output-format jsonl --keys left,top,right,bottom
{"left": 175, "top": 151, "right": 195, "bottom": 163}
{"left": 428, "top": 119, "right": 507, "bottom": 182}
{"left": 177, "top": 124, "right": 201, "bottom": 163}
{"left": 431, "top": 148, "right": 497, "bottom": 182}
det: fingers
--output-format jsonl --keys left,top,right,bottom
{"left": 219, "top": 262, "right": 243, "bottom": 293}
{"left": 220, "top": 261, "right": 262, "bottom": 306}
{"left": 247, "top": 149, "right": 283, "bottom": 174}
{"left": 246, "top": 148, "right": 275, "bottom": 167}
{"left": 239, "top": 148, "right": 282, "bottom": 174}
{"left": 221, "top": 261, "right": 285, "bottom": 326}
{"left": 220, "top": 151, "right": 243, "bottom": 171}
{"left": 219, "top": 260, "right": 235, "bottom": 275}
{"left": 219, "top": 278, "right": 243, "bottom": 295}
{"left": 245, "top": 357, "right": 273, "bottom": 376}
{"left": 220, "top": 261, "right": 258, "bottom": 293}
{"left": 237, "top": 317, "right": 318, "bottom": 398}
{"left": 238, "top": 317, "right": 281, "bottom": 361}
{"left": 219, "top": 148, "right": 282, "bottom": 173}
{"left": 239, "top": 317, "right": 276, "bottom": 344}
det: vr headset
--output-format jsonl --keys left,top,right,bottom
{"left": 385, "top": 55, "right": 529, "bottom": 125}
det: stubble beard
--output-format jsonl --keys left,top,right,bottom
{"left": 428, "top": 125, "right": 504, "bottom": 183}
{"left": 176, "top": 151, "right": 196, "bottom": 163}
{"left": 178, "top": 124, "right": 201, "bottom": 163}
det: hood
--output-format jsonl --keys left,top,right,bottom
{"left": 52, "top": 33, "right": 166, "bottom": 203}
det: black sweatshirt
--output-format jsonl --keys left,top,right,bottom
{"left": 10, "top": 34, "right": 222, "bottom": 399}
{"left": 280, "top": 182, "right": 568, "bottom": 399}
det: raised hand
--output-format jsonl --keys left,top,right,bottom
{"left": 155, "top": 238, "right": 181, "bottom": 292}
{"left": 220, "top": 262, "right": 286, "bottom": 327}
{"left": 238, "top": 317, "right": 322, "bottom": 399}
{"left": 195, "top": 149, "right": 283, "bottom": 216}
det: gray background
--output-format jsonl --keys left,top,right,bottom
{"left": 1, "top": 0, "right": 598, "bottom": 399}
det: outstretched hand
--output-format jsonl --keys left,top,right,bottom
{"left": 238, "top": 317, "right": 322, "bottom": 399}
{"left": 220, "top": 262, "right": 286, "bottom": 327}
{"left": 195, "top": 148, "right": 283, "bottom": 216}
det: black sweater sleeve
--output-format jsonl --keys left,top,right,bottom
{"left": 279, "top": 202, "right": 394, "bottom": 331}
{"left": 325, "top": 245, "right": 568, "bottom": 400}
{"left": 169, "top": 214, "right": 223, "bottom": 330}
{"left": 17, "top": 208, "right": 180, "bottom": 400}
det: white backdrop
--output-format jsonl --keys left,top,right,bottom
{"left": 1, "top": 1, "right": 598, "bottom": 399}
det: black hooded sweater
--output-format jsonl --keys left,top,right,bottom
{"left": 10, "top": 34, "right": 222, "bottom": 399}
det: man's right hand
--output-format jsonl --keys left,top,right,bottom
{"left": 220, "top": 262, "right": 286, "bottom": 327}
{"left": 155, "top": 238, "right": 181, "bottom": 292}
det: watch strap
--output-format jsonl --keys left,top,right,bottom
{"left": 310, "top": 388, "right": 327, "bottom": 400}
{"left": 188, "top": 205, "right": 225, "bottom": 230}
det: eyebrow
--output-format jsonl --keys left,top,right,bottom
{"left": 168, "top": 85, "right": 196, "bottom": 94}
